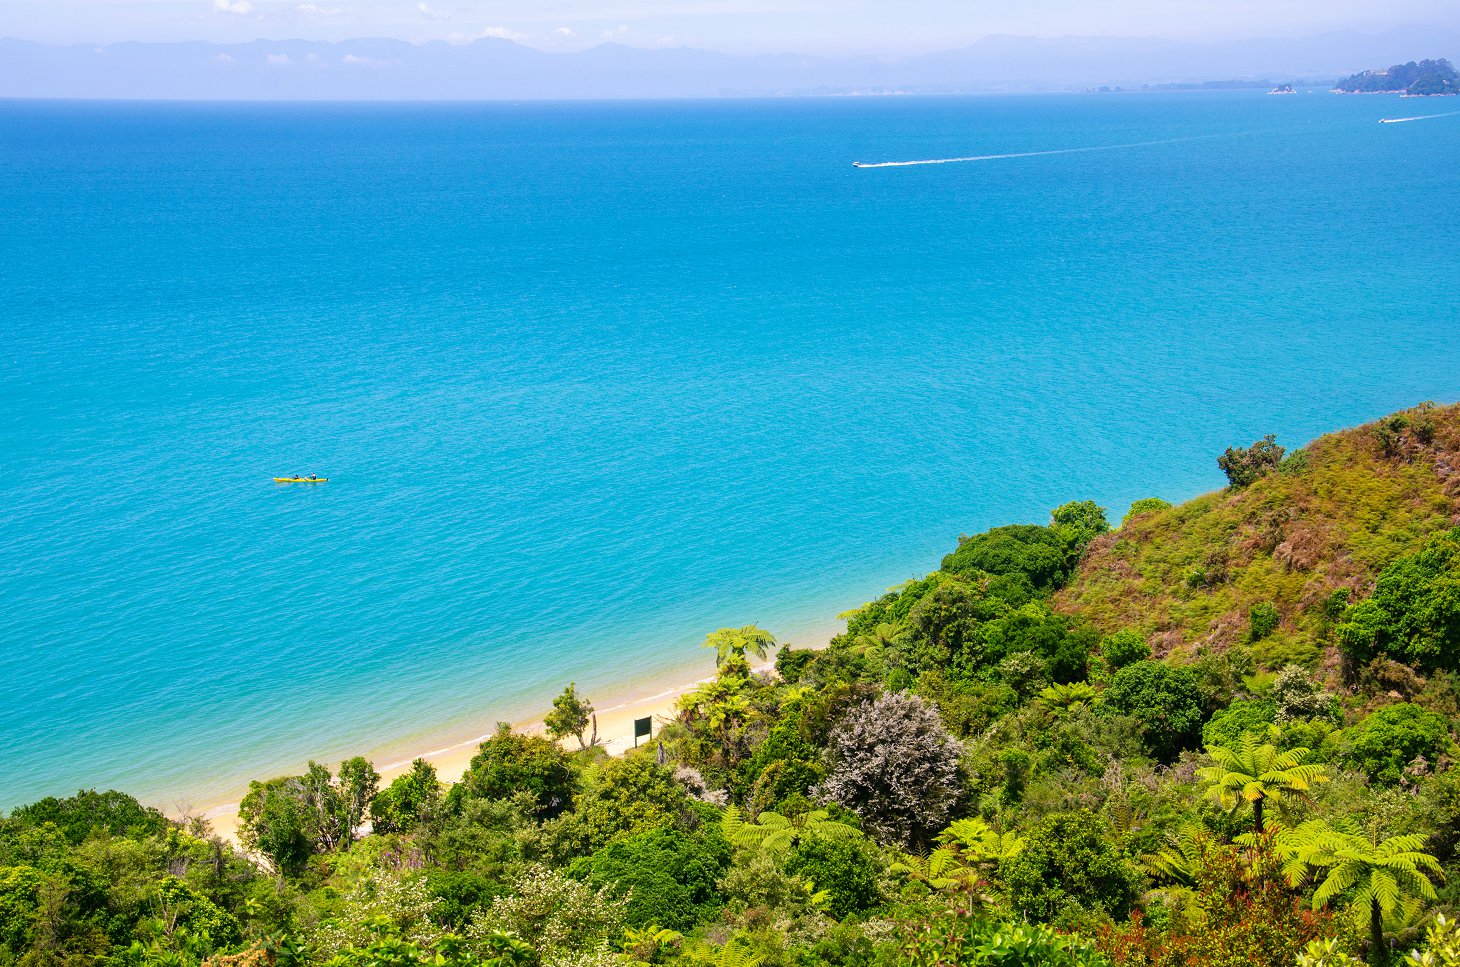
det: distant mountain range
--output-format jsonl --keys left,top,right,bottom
{"left": 2, "top": 25, "right": 1457, "bottom": 100}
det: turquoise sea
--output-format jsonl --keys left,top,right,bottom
{"left": 2, "top": 93, "right": 1457, "bottom": 810}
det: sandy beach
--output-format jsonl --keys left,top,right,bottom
{"left": 197, "top": 653, "right": 792, "bottom": 843}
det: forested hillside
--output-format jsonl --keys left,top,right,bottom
{"left": 1058, "top": 402, "right": 1460, "bottom": 664}
{"left": 1332, "top": 59, "right": 1460, "bottom": 94}
{"left": 5, "top": 402, "right": 1460, "bottom": 967}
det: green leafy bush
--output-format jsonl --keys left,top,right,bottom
{"left": 1343, "top": 702, "right": 1453, "bottom": 785}
{"left": 941, "top": 510, "right": 1096, "bottom": 591}
{"left": 538, "top": 755, "right": 693, "bottom": 861}
{"left": 1218, "top": 434, "right": 1285, "bottom": 488}
{"left": 1250, "top": 602, "right": 1281, "bottom": 641}
{"left": 1100, "top": 630, "right": 1150, "bottom": 671}
{"left": 1270, "top": 665, "right": 1337, "bottom": 723}
{"left": 1202, "top": 698, "right": 1276, "bottom": 748}
{"left": 569, "top": 827, "right": 728, "bottom": 931}
{"left": 238, "top": 777, "right": 316, "bottom": 877}
{"left": 903, "top": 914, "right": 1109, "bottom": 967}
{"left": 452, "top": 725, "right": 575, "bottom": 819}
{"left": 370, "top": 759, "right": 442, "bottom": 834}
{"left": 1336, "top": 528, "right": 1460, "bottom": 672}
{"left": 783, "top": 836, "right": 883, "bottom": 919}
{"left": 1001, "top": 810, "right": 1140, "bottom": 927}
{"left": 1122, "top": 498, "right": 1171, "bottom": 526}
{"left": 5, "top": 790, "right": 168, "bottom": 845}
{"left": 1102, "top": 660, "right": 1205, "bottom": 761}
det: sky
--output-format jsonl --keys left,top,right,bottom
{"left": 4, "top": 0, "right": 1459, "bottom": 56}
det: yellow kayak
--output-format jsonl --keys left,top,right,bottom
{"left": 273, "top": 477, "right": 328, "bottom": 483}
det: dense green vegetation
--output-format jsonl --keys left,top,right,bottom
{"left": 6, "top": 402, "right": 1460, "bottom": 967}
{"left": 1333, "top": 59, "right": 1460, "bottom": 95}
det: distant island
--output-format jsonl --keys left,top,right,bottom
{"left": 1333, "top": 57, "right": 1460, "bottom": 95}
{"left": 1268, "top": 83, "right": 1296, "bottom": 94}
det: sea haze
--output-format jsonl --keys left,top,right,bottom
{"left": 1, "top": 93, "right": 1457, "bottom": 810}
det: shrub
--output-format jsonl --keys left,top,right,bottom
{"left": 1218, "top": 435, "right": 1285, "bottom": 488}
{"left": 1051, "top": 500, "right": 1112, "bottom": 547}
{"left": 1343, "top": 702, "right": 1452, "bottom": 785}
{"left": 6, "top": 790, "right": 169, "bottom": 845}
{"left": 306, "top": 869, "right": 443, "bottom": 957}
{"left": 1279, "top": 449, "right": 1311, "bottom": 476}
{"left": 1202, "top": 699, "right": 1276, "bottom": 748}
{"left": 1270, "top": 665, "right": 1337, "bottom": 723}
{"left": 1101, "top": 630, "right": 1151, "bottom": 671}
{"left": 903, "top": 580, "right": 1011, "bottom": 677}
{"left": 454, "top": 724, "right": 574, "bottom": 818}
{"left": 1098, "top": 842, "right": 1336, "bottom": 967}
{"left": 980, "top": 608, "right": 1092, "bottom": 684}
{"left": 1188, "top": 645, "right": 1256, "bottom": 716}
{"left": 1122, "top": 498, "right": 1171, "bottom": 526}
{"left": 784, "top": 836, "right": 883, "bottom": 919}
{"left": 568, "top": 827, "right": 728, "bottom": 931}
{"left": 1249, "top": 602, "right": 1281, "bottom": 641}
{"left": 904, "top": 914, "right": 1108, "bottom": 967}
{"left": 997, "top": 651, "right": 1049, "bottom": 697}
{"left": 1048, "top": 627, "right": 1098, "bottom": 684}
{"left": 237, "top": 777, "right": 315, "bottom": 877}
{"left": 1335, "top": 528, "right": 1460, "bottom": 673}
{"left": 467, "top": 865, "right": 626, "bottom": 964}
{"left": 1103, "top": 661, "right": 1205, "bottom": 762}
{"left": 1001, "top": 811, "right": 1140, "bottom": 927}
{"left": 538, "top": 756, "right": 692, "bottom": 861}
{"left": 370, "top": 759, "right": 442, "bottom": 835}
{"left": 814, "top": 692, "right": 963, "bottom": 849}
{"left": 942, "top": 524, "right": 1072, "bottom": 590}
{"left": 0, "top": 866, "right": 45, "bottom": 951}
{"left": 775, "top": 647, "right": 818, "bottom": 684}
{"left": 424, "top": 869, "right": 505, "bottom": 930}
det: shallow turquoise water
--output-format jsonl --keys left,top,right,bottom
{"left": 2, "top": 93, "right": 1457, "bottom": 809}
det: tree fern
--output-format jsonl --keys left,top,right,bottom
{"left": 1276, "top": 820, "right": 1443, "bottom": 964}
{"left": 719, "top": 805, "right": 858, "bottom": 859}
{"left": 1195, "top": 729, "right": 1328, "bottom": 834}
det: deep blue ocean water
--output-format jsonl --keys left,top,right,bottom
{"left": 2, "top": 93, "right": 1457, "bottom": 810}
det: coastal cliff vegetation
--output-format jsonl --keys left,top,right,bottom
{"left": 6, "top": 402, "right": 1460, "bottom": 967}
{"left": 1332, "top": 59, "right": 1460, "bottom": 95}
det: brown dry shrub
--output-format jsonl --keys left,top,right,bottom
{"left": 1357, "top": 658, "right": 1424, "bottom": 702}
{"left": 204, "top": 948, "right": 272, "bottom": 967}
{"left": 1151, "top": 629, "right": 1184, "bottom": 658}
{"left": 1274, "top": 522, "right": 1332, "bottom": 572}
{"left": 1205, "top": 611, "right": 1247, "bottom": 650}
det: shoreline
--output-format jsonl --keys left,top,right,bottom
{"left": 194, "top": 637, "right": 827, "bottom": 843}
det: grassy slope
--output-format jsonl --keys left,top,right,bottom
{"left": 1054, "top": 402, "right": 1460, "bottom": 667}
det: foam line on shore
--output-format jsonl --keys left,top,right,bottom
{"left": 852, "top": 132, "right": 1234, "bottom": 168}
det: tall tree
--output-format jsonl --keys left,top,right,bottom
{"left": 336, "top": 756, "right": 380, "bottom": 847}
{"left": 544, "top": 683, "right": 597, "bottom": 750}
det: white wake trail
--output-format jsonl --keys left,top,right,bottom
{"left": 1378, "top": 111, "right": 1460, "bottom": 124}
{"left": 851, "top": 132, "right": 1232, "bottom": 169}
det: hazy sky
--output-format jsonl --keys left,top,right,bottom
{"left": 5, "top": 0, "right": 1459, "bottom": 55}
